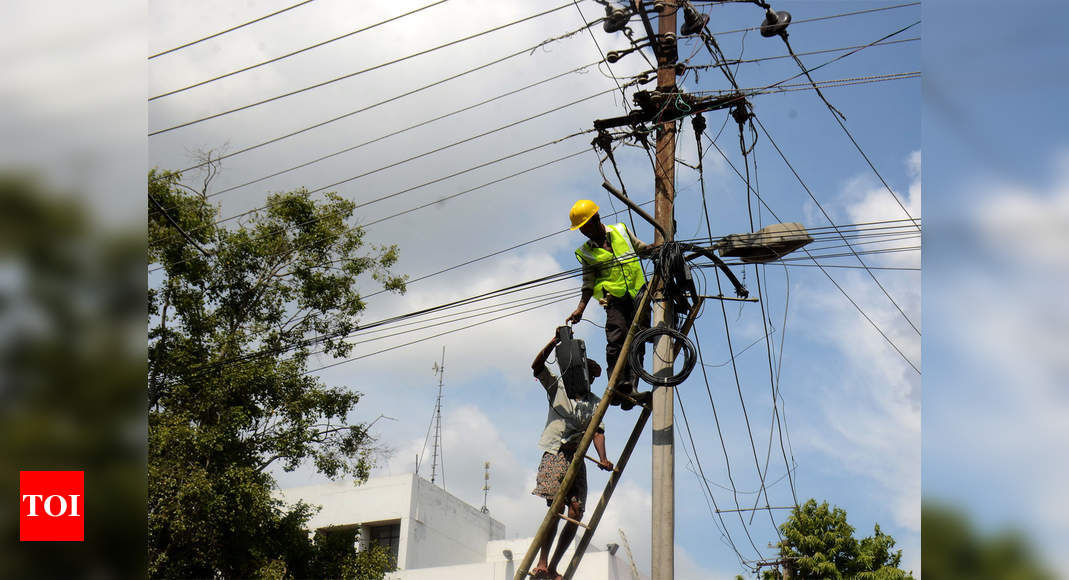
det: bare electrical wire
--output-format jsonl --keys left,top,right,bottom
{"left": 150, "top": 0, "right": 453, "bottom": 99}
{"left": 148, "top": 0, "right": 319, "bottom": 60}
{"left": 149, "top": 1, "right": 583, "bottom": 136}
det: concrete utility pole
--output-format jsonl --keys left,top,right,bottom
{"left": 651, "top": 5, "right": 678, "bottom": 580}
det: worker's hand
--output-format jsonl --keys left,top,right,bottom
{"left": 566, "top": 307, "right": 584, "bottom": 325}
{"left": 597, "top": 458, "right": 614, "bottom": 472}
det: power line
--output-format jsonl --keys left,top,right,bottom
{"left": 751, "top": 114, "right": 921, "bottom": 336}
{"left": 172, "top": 20, "right": 604, "bottom": 176}
{"left": 683, "top": 1, "right": 920, "bottom": 39}
{"left": 150, "top": 0, "right": 452, "bottom": 99}
{"left": 211, "top": 82, "right": 614, "bottom": 212}
{"left": 206, "top": 60, "right": 611, "bottom": 199}
{"left": 674, "top": 388, "right": 752, "bottom": 566}
{"left": 148, "top": 0, "right": 318, "bottom": 60}
{"left": 301, "top": 291, "right": 572, "bottom": 376}
{"left": 150, "top": 143, "right": 594, "bottom": 275}
{"left": 776, "top": 21, "right": 922, "bottom": 231}
{"left": 148, "top": 193, "right": 211, "bottom": 258}
{"left": 685, "top": 37, "right": 919, "bottom": 72}
{"left": 148, "top": 1, "right": 581, "bottom": 136}
{"left": 703, "top": 131, "right": 920, "bottom": 374}
{"left": 156, "top": 262, "right": 589, "bottom": 383}
{"left": 694, "top": 72, "right": 920, "bottom": 97}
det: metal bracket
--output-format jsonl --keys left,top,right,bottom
{"left": 601, "top": 181, "right": 666, "bottom": 240}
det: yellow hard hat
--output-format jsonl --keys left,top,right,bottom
{"left": 569, "top": 200, "right": 599, "bottom": 230}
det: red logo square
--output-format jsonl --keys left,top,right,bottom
{"left": 20, "top": 471, "right": 84, "bottom": 542}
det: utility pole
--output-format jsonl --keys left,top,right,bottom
{"left": 651, "top": 4, "right": 678, "bottom": 580}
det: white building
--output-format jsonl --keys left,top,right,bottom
{"left": 279, "top": 473, "right": 647, "bottom": 580}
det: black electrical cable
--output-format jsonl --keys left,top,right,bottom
{"left": 148, "top": 1, "right": 581, "bottom": 136}
{"left": 148, "top": 0, "right": 318, "bottom": 60}
{"left": 207, "top": 60, "right": 609, "bottom": 198}
{"left": 170, "top": 21, "right": 606, "bottom": 177}
{"left": 150, "top": 0, "right": 452, "bottom": 99}
{"left": 703, "top": 127, "right": 920, "bottom": 375}
{"left": 628, "top": 326, "right": 697, "bottom": 386}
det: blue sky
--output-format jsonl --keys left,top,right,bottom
{"left": 17, "top": 1, "right": 1069, "bottom": 578}
{"left": 922, "top": 0, "right": 1069, "bottom": 568}
{"left": 143, "top": 1, "right": 922, "bottom": 577}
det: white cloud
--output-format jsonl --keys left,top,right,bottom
{"left": 930, "top": 148, "right": 1069, "bottom": 547}
{"left": 787, "top": 152, "right": 921, "bottom": 539}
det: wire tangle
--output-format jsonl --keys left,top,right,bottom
{"left": 628, "top": 327, "right": 697, "bottom": 386}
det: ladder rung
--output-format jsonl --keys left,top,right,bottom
{"left": 554, "top": 512, "right": 591, "bottom": 529}
{"left": 613, "top": 390, "right": 652, "bottom": 408}
{"left": 583, "top": 454, "right": 620, "bottom": 473}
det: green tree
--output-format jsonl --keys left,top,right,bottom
{"left": 761, "top": 499, "right": 914, "bottom": 580}
{"left": 148, "top": 169, "right": 406, "bottom": 578}
{"left": 922, "top": 502, "right": 1055, "bottom": 580}
{"left": 0, "top": 175, "right": 145, "bottom": 578}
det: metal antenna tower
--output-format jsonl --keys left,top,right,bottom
{"left": 429, "top": 346, "right": 446, "bottom": 488}
{"left": 481, "top": 461, "right": 491, "bottom": 514}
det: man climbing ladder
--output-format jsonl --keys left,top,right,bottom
{"left": 565, "top": 200, "right": 656, "bottom": 410}
{"left": 528, "top": 333, "right": 614, "bottom": 580}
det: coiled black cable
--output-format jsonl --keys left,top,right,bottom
{"left": 628, "top": 327, "right": 698, "bottom": 386}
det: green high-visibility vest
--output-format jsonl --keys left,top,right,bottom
{"left": 575, "top": 223, "right": 646, "bottom": 300}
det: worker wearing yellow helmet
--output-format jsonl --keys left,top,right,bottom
{"left": 565, "top": 200, "right": 655, "bottom": 410}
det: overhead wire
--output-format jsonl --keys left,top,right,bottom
{"left": 148, "top": 0, "right": 318, "bottom": 60}
{"left": 155, "top": 265, "right": 588, "bottom": 386}
{"left": 684, "top": 36, "right": 919, "bottom": 72}
{"left": 702, "top": 123, "right": 919, "bottom": 374}
{"left": 207, "top": 60, "right": 614, "bottom": 198}
{"left": 693, "top": 71, "right": 920, "bottom": 97}
{"left": 150, "top": 144, "right": 596, "bottom": 275}
{"left": 737, "top": 108, "right": 800, "bottom": 512}
{"left": 149, "top": 1, "right": 584, "bottom": 136}
{"left": 681, "top": 1, "right": 920, "bottom": 39}
{"left": 170, "top": 19, "right": 607, "bottom": 176}
{"left": 211, "top": 83, "right": 622, "bottom": 217}
{"left": 751, "top": 113, "right": 921, "bottom": 335}
{"left": 154, "top": 214, "right": 925, "bottom": 383}
{"left": 775, "top": 20, "right": 922, "bottom": 232}
{"left": 301, "top": 286, "right": 579, "bottom": 376}
{"left": 151, "top": 232, "right": 918, "bottom": 387}
{"left": 674, "top": 386, "right": 753, "bottom": 566}
{"left": 148, "top": 194, "right": 211, "bottom": 258}
{"left": 155, "top": 61, "right": 917, "bottom": 252}
{"left": 149, "top": 0, "right": 452, "bottom": 99}
{"left": 688, "top": 70, "right": 800, "bottom": 523}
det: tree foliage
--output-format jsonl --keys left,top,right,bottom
{"left": 761, "top": 499, "right": 914, "bottom": 580}
{"left": 922, "top": 502, "right": 1055, "bottom": 580}
{"left": 0, "top": 175, "right": 145, "bottom": 578}
{"left": 148, "top": 169, "right": 405, "bottom": 578}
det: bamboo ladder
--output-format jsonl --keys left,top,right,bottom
{"left": 514, "top": 274, "right": 705, "bottom": 580}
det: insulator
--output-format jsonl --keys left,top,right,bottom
{"left": 680, "top": 9, "right": 709, "bottom": 36}
{"left": 759, "top": 8, "right": 791, "bottom": 37}
{"left": 603, "top": 6, "right": 632, "bottom": 33}
{"left": 658, "top": 32, "right": 677, "bottom": 62}
{"left": 731, "top": 102, "right": 750, "bottom": 125}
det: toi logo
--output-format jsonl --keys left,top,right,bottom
{"left": 20, "top": 471, "right": 84, "bottom": 542}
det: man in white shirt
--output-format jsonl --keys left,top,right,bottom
{"left": 529, "top": 335, "right": 614, "bottom": 580}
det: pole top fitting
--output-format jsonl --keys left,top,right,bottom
{"left": 760, "top": 8, "right": 791, "bottom": 37}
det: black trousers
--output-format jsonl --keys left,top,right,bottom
{"left": 604, "top": 289, "right": 650, "bottom": 394}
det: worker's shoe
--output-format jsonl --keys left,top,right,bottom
{"left": 612, "top": 384, "right": 652, "bottom": 410}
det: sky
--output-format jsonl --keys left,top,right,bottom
{"left": 7, "top": 0, "right": 1069, "bottom": 578}
{"left": 143, "top": 1, "right": 921, "bottom": 577}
